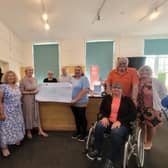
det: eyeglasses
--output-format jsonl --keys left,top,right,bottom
{"left": 144, "top": 85, "right": 152, "bottom": 90}
{"left": 112, "top": 86, "right": 121, "bottom": 89}
{"left": 118, "top": 62, "right": 127, "bottom": 67}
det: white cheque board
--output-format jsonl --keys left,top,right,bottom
{"left": 35, "top": 83, "right": 72, "bottom": 103}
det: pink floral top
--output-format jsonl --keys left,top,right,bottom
{"left": 141, "top": 79, "right": 153, "bottom": 107}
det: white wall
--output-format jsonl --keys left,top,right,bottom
{"left": 114, "top": 36, "right": 144, "bottom": 66}
{"left": 23, "top": 41, "right": 33, "bottom": 66}
{"left": 24, "top": 37, "right": 145, "bottom": 70}
{"left": 59, "top": 39, "right": 85, "bottom": 66}
{"left": 115, "top": 36, "right": 144, "bottom": 57}
{"left": 0, "top": 20, "right": 25, "bottom": 79}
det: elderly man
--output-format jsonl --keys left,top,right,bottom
{"left": 43, "top": 70, "right": 58, "bottom": 83}
{"left": 59, "top": 66, "right": 72, "bottom": 83}
{"left": 106, "top": 57, "right": 139, "bottom": 105}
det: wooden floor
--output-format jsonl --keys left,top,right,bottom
{"left": 0, "top": 121, "right": 168, "bottom": 168}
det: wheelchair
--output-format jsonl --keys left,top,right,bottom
{"left": 85, "top": 120, "right": 144, "bottom": 168}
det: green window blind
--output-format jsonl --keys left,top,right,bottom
{"left": 144, "top": 39, "right": 168, "bottom": 55}
{"left": 86, "top": 41, "right": 113, "bottom": 80}
{"left": 33, "top": 44, "right": 59, "bottom": 83}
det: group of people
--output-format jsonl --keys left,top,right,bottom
{"left": 85, "top": 57, "right": 167, "bottom": 168}
{"left": 42, "top": 66, "right": 90, "bottom": 142}
{"left": 0, "top": 65, "right": 89, "bottom": 157}
{"left": 0, "top": 67, "right": 48, "bottom": 157}
{"left": 0, "top": 58, "right": 167, "bottom": 168}
{"left": 43, "top": 66, "right": 72, "bottom": 83}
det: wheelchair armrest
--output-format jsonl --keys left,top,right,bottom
{"left": 129, "top": 120, "right": 138, "bottom": 132}
{"left": 97, "top": 113, "right": 103, "bottom": 121}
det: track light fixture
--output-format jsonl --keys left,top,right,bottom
{"left": 44, "top": 22, "right": 50, "bottom": 30}
{"left": 41, "top": 0, "right": 50, "bottom": 30}
{"left": 139, "top": 0, "right": 168, "bottom": 21}
{"left": 42, "top": 13, "right": 48, "bottom": 21}
{"left": 149, "top": 8, "right": 160, "bottom": 20}
{"left": 92, "top": 0, "right": 107, "bottom": 24}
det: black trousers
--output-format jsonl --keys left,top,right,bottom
{"left": 71, "top": 106, "right": 87, "bottom": 136}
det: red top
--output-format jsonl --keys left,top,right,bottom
{"left": 107, "top": 67, "right": 139, "bottom": 97}
{"left": 109, "top": 97, "right": 121, "bottom": 122}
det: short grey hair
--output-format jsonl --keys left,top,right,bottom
{"left": 117, "top": 57, "right": 129, "bottom": 66}
{"left": 111, "top": 82, "right": 123, "bottom": 89}
{"left": 48, "top": 70, "right": 54, "bottom": 74}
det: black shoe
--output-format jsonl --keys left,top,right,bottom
{"left": 77, "top": 135, "right": 86, "bottom": 142}
{"left": 103, "top": 159, "right": 115, "bottom": 168}
{"left": 72, "top": 132, "right": 80, "bottom": 139}
{"left": 86, "top": 150, "right": 102, "bottom": 161}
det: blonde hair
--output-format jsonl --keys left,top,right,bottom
{"left": 74, "top": 66, "right": 84, "bottom": 76}
{"left": 2, "top": 70, "right": 18, "bottom": 84}
{"left": 138, "top": 65, "right": 152, "bottom": 77}
{"left": 25, "top": 66, "right": 33, "bottom": 73}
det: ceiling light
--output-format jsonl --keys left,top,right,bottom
{"left": 149, "top": 8, "right": 160, "bottom": 20}
{"left": 42, "top": 13, "right": 48, "bottom": 21}
{"left": 139, "top": 0, "right": 168, "bottom": 22}
{"left": 44, "top": 23, "right": 50, "bottom": 30}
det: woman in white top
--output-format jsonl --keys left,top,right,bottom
{"left": 137, "top": 65, "right": 167, "bottom": 150}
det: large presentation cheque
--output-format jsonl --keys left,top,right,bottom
{"left": 35, "top": 83, "right": 72, "bottom": 103}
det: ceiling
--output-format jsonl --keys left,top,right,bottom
{"left": 0, "top": 0, "right": 168, "bottom": 42}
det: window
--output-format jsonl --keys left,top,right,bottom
{"left": 144, "top": 39, "right": 168, "bottom": 87}
{"left": 33, "top": 43, "right": 59, "bottom": 83}
{"left": 86, "top": 41, "right": 113, "bottom": 81}
{"left": 145, "top": 55, "right": 168, "bottom": 87}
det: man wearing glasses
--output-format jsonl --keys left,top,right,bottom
{"left": 106, "top": 57, "right": 139, "bottom": 106}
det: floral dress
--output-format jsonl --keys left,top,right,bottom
{"left": 0, "top": 84, "right": 25, "bottom": 148}
{"left": 137, "top": 79, "right": 162, "bottom": 127}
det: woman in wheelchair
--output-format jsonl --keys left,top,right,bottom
{"left": 86, "top": 82, "right": 137, "bottom": 168}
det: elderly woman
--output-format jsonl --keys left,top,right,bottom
{"left": 20, "top": 66, "right": 47, "bottom": 139}
{"left": 0, "top": 71, "right": 25, "bottom": 157}
{"left": 137, "top": 65, "right": 167, "bottom": 150}
{"left": 87, "top": 83, "right": 136, "bottom": 168}
{"left": 43, "top": 70, "right": 58, "bottom": 83}
{"left": 71, "top": 66, "right": 90, "bottom": 142}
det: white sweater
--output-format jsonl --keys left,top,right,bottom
{"left": 152, "top": 78, "right": 167, "bottom": 110}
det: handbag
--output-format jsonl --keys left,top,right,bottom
{"left": 143, "top": 107, "right": 162, "bottom": 127}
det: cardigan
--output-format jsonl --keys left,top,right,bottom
{"left": 152, "top": 78, "right": 167, "bottom": 111}
{"left": 98, "top": 95, "right": 137, "bottom": 128}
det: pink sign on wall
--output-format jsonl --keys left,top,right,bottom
{"left": 90, "top": 65, "right": 99, "bottom": 87}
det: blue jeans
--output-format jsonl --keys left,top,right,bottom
{"left": 94, "top": 121, "right": 129, "bottom": 162}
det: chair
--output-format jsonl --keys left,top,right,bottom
{"left": 85, "top": 120, "right": 144, "bottom": 168}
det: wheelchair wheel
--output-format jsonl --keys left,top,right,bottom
{"left": 136, "top": 128, "right": 144, "bottom": 168}
{"left": 123, "top": 136, "right": 131, "bottom": 168}
{"left": 85, "top": 126, "right": 95, "bottom": 153}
